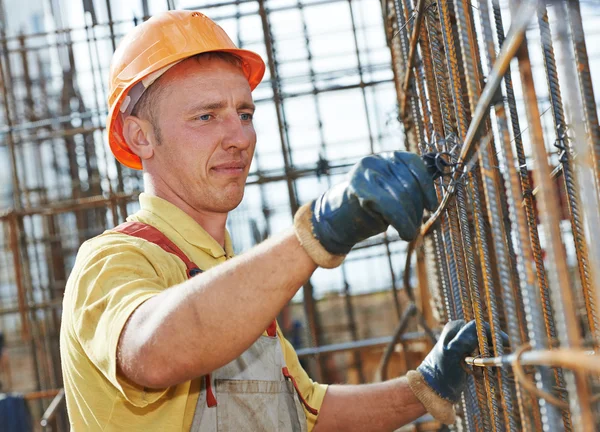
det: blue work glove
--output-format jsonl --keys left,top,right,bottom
{"left": 294, "top": 151, "right": 438, "bottom": 268}
{"left": 407, "top": 320, "right": 508, "bottom": 425}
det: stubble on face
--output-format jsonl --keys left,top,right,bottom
{"left": 144, "top": 56, "right": 257, "bottom": 215}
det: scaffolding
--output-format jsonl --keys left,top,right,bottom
{"left": 0, "top": 0, "right": 599, "bottom": 430}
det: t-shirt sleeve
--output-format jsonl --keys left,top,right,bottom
{"left": 277, "top": 326, "right": 328, "bottom": 432}
{"left": 69, "top": 239, "right": 170, "bottom": 407}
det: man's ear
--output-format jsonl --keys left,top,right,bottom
{"left": 122, "top": 116, "right": 155, "bottom": 162}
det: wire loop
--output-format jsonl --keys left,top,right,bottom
{"left": 512, "top": 343, "right": 570, "bottom": 410}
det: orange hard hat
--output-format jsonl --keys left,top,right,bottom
{"left": 107, "top": 10, "right": 266, "bottom": 170}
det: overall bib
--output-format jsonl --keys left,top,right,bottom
{"left": 113, "top": 222, "right": 316, "bottom": 431}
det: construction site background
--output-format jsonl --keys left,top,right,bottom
{"left": 1, "top": 0, "right": 600, "bottom": 430}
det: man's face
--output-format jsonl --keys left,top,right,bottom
{"left": 147, "top": 56, "right": 256, "bottom": 213}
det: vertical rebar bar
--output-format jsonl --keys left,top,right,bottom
{"left": 513, "top": 16, "right": 593, "bottom": 429}
{"left": 554, "top": 2, "right": 600, "bottom": 427}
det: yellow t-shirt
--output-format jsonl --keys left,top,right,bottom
{"left": 60, "top": 193, "right": 327, "bottom": 431}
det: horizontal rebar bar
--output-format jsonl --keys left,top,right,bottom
{"left": 465, "top": 349, "right": 598, "bottom": 373}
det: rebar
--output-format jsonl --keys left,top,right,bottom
{"left": 386, "top": 0, "right": 600, "bottom": 428}
{"left": 3, "top": 0, "right": 600, "bottom": 429}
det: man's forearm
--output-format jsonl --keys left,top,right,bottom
{"left": 313, "top": 377, "right": 427, "bottom": 432}
{"left": 118, "top": 228, "right": 317, "bottom": 388}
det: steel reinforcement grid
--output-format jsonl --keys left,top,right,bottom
{"left": 383, "top": 0, "right": 600, "bottom": 430}
{"left": 2, "top": 0, "right": 600, "bottom": 430}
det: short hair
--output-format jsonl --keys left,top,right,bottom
{"left": 131, "top": 52, "right": 244, "bottom": 143}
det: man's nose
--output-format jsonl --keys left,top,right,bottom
{"left": 222, "top": 114, "right": 253, "bottom": 151}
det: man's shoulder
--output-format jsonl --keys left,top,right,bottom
{"left": 63, "top": 225, "right": 181, "bottom": 322}
{"left": 68, "top": 223, "right": 174, "bottom": 288}
{"left": 76, "top": 228, "right": 148, "bottom": 263}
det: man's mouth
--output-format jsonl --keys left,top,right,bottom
{"left": 211, "top": 162, "right": 246, "bottom": 175}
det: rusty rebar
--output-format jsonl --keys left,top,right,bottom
{"left": 387, "top": 0, "right": 600, "bottom": 428}
{"left": 513, "top": 22, "right": 594, "bottom": 430}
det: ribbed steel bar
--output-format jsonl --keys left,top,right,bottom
{"left": 423, "top": 6, "right": 478, "bottom": 327}
{"left": 453, "top": 0, "right": 516, "bottom": 428}
{"left": 564, "top": 0, "right": 600, "bottom": 194}
{"left": 559, "top": 0, "right": 600, "bottom": 350}
{"left": 489, "top": 2, "right": 556, "bottom": 428}
{"left": 419, "top": 3, "right": 473, "bottom": 326}
{"left": 395, "top": 0, "right": 426, "bottom": 148}
{"left": 492, "top": 96, "right": 542, "bottom": 432}
{"left": 556, "top": 1, "right": 600, "bottom": 345}
{"left": 512, "top": 10, "right": 594, "bottom": 429}
{"left": 417, "top": 7, "right": 444, "bottom": 139}
{"left": 537, "top": 5, "right": 589, "bottom": 427}
{"left": 397, "top": 0, "right": 468, "bottom": 333}
{"left": 414, "top": 45, "right": 433, "bottom": 152}
{"left": 554, "top": 2, "right": 600, "bottom": 428}
{"left": 480, "top": 1, "right": 555, "bottom": 429}
{"left": 437, "top": 1, "right": 503, "bottom": 428}
{"left": 425, "top": 4, "right": 456, "bottom": 135}
{"left": 423, "top": 233, "right": 448, "bottom": 323}
{"left": 408, "top": 3, "right": 485, "bottom": 428}
{"left": 422, "top": 21, "right": 490, "bottom": 421}
{"left": 419, "top": 0, "right": 534, "bottom": 235}
{"left": 433, "top": 228, "right": 454, "bottom": 322}
{"left": 399, "top": 0, "right": 426, "bottom": 116}
{"left": 474, "top": 0, "right": 530, "bottom": 416}
{"left": 535, "top": 6, "right": 583, "bottom": 354}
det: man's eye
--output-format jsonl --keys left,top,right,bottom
{"left": 198, "top": 114, "right": 211, "bottom": 121}
{"left": 240, "top": 113, "right": 253, "bottom": 121}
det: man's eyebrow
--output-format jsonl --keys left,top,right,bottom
{"left": 185, "top": 100, "right": 256, "bottom": 113}
{"left": 186, "top": 101, "right": 227, "bottom": 113}
{"left": 238, "top": 101, "right": 256, "bottom": 111}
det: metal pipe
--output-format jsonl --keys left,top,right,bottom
{"left": 296, "top": 331, "right": 429, "bottom": 358}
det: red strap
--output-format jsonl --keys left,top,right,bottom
{"left": 266, "top": 320, "right": 277, "bottom": 337}
{"left": 112, "top": 221, "right": 201, "bottom": 278}
{"left": 205, "top": 375, "right": 217, "bottom": 407}
{"left": 282, "top": 367, "right": 319, "bottom": 415}
{"left": 111, "top": 222, "right": 217, "bottom": 406}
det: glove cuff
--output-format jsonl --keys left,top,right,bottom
{"left": 406, "top": 370, "right": 456, "bottom": 425}
{"left": 294, "top": 202, "right": 346, "bottom": 269}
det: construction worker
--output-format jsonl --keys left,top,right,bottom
{"left": 60, "top": 10, "right": 487, "bottom": 431}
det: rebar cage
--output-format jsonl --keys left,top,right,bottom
{"left": 385, "top": 0, "right": 600, "bottom": 430}
{"left": 1, "top": 0, "right": 600, "bottom": 430}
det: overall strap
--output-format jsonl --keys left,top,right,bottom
{"left": 112, "top": 221, "right": 278, "bottom": 409}
{"left": 111, "top": 221, "right": 216, "bottom": 406}
{"left": 112, "top": 221, "right": 202, "bottom": 278}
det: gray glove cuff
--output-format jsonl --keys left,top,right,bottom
{"left": 294, "top": 202, "right": 346, "bottom": 269}
{"left": 406, "top": 370, "right": 456, "bottom": 425}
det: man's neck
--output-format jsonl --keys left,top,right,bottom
{"left": 144, "top": 177, "right": 228, "bottom": 248}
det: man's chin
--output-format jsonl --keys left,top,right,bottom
{"left": 212, "top": 192, "right": 245, "bottom": 213}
